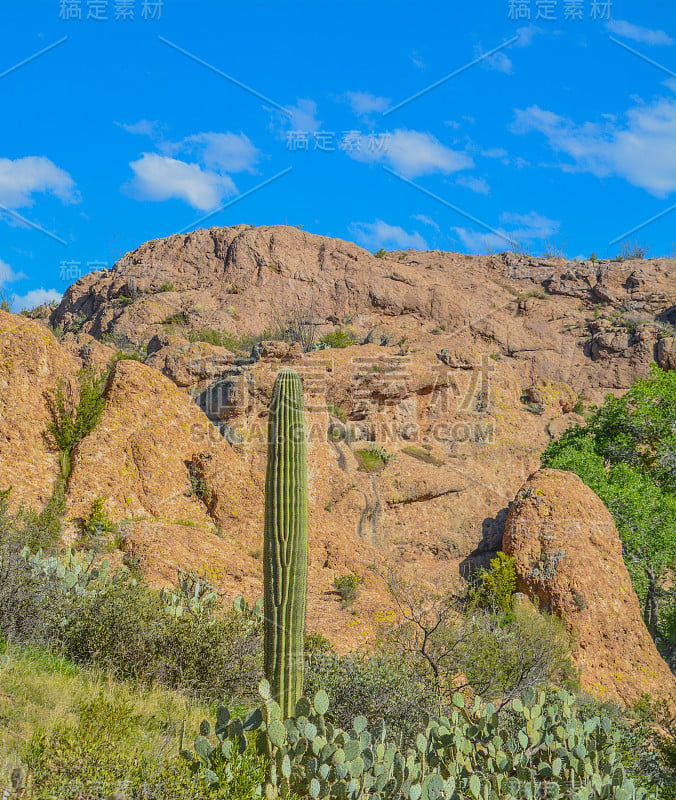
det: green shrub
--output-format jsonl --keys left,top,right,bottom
{"left": 355, "top": 445, "right": 393, "bottom": 473}
{"left": 327, "top": 402, "right": 347, "bottom": 423}
{"left": 468, "top": 552, "right": 516, "bottom": 612}
{"left": 70, "top": 311, "right": 87, "bottom": 334}
{"left": 303, "top": 652, "right": 433, "bottom": 745}
{"left": 21, "top": 692, "right": 244, "bottom": 799}
{"left": 107, "top": 347, "right": 146, "bottom": 370}
{"left": 162, "top": 310, "right": 190, "bottom": 327}
{"left": 79, "top": 497, "right": 118, "bottom": 549}
{"left": 189, "top": 328, "right": 269, "bottom": 353}
{"left": 374, "top": 248, "right": 386, "bottom": 258}
{"left": 333, "top": 573, "right": 364, "bottom": 608}
{"left": 0, "top": 288, "right": 14, "bottom": 312}
{"left": 320, "top": 329, "right": 357, "bottom": 349}
{"left": 0, "top": 501, "right": 263, "bottom": 704}
{"left": 62, "top": 576, "right": 262, "bottom": 702}
{"left": 14, "top": 476, "right": 66, "bottom": 551}
{"left": 46, "top": 368, "right": 107, "bottom": 471}
{"left": 383, "top": 571, "right": 574, "bottom": 710}
{"left": 159, "top": 280, "right": 175, "bottom": 292}
{"left": 0, "top": 504, "right": 68, "bottom": 644}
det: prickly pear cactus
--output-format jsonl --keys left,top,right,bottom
{"left": 263, "top": 368, "right": 308, "bottom": 718}
{"left": 22, "top": 547, "right": 113, "bottom": 596}
{"left": 188, "top": 685, "right": 656, "bottom": 800}
{"left": 160, "top": 568, "right": 218, "bottom": 618}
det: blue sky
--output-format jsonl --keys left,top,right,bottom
{"left": 1, "top": 0, "right": 674, "bottom": 309}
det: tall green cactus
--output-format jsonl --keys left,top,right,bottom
{"left": 264, "top": 367, "right": 308, "bottom": 718}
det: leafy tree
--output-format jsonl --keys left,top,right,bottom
{"left": 542, "top": 365, "right": 676, "bottom": 646}
{"left": 46, "top": 368, "right": 107, "bottom": 477}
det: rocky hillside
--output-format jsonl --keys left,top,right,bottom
{"left": 2, "top": 224, "right": 674, "bottom": 699}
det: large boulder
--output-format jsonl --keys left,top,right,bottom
{"left": 503, "top": 468, "right": 676, "bottom": 705}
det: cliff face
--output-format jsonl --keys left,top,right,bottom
{"left": 51, "top": 224, "right": 675, "bottom": 400}
{"left": 1, "top": 224, "right": 674, "bottom": 684}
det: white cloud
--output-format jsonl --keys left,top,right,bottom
{"left": 482, "top": 147, "right": 508, "bottom": 159}
{"left": 515, "top": 24, "right": 541, "bottom": 47}
{"left": 411, "top": 50, "right": 425, "bottom": 69}
{"left": 453, "top": 210, "right": 558, "bottom": 253}
{"left": 481, "top": 49, "right": 513, "bottom": 74}
{"left": 349, "top": 219, "right": 428, "bottom": 251}
{"left": 342, "top": 91, "right": 391, "bottom": 117}
{"left": 606, "top": 19, "right": 673, "bottom": 46}
{"left": 176, "top": 132, "right": 259, "bottom": 173}
{"left": 116, "top": 119, "right": 162, "bottom": 138}
{"left": 413, "top": 214, "right": 440, "bottom": 232}
{"left": 125, "top": 154, "right": 237, "bottom": 210}
{"left": 0, "top": 259, "right": 26, "bottom": 285}
{"left": 0, "top": 156, "right": 79, "bottom": 209}
{"left": 123, "top": 129, "right": 259, "bottom": 210}
{"left": 663, "top": 77, "right": 676, "bottom": 93}
{"left": 456, "top": 175, "right": 490, "bottom": 194}
{"left": 512, "top": 98, "right": 676, "bottom": 196}
{"left": 479, "top": 24, "right": 541, "bottom": 73}
{"left": 343, "top": 129, "right": 473, "bottom": 178}
{"left": 14, "top": 288, "right": 62, "bottom": 311}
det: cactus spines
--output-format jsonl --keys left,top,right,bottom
{"left": 264, "top": 367, "right": 308, "bottom": 718}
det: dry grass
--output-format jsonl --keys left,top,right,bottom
{"left": 0, "top": 642, "right": 207, "bottom": 785}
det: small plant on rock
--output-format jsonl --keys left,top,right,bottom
{"left": 333, "top": 573, "right": 364, "bottom": 608}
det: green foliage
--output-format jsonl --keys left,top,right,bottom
{"left": 320, "top": 329, "right": 357, "bottom": 349}
{"left": 469, "top": 552, "right": 517, "bottom": 613}
{"left": 107, "top": 346, "right": 146, "bottom": 370}
{"left": 333, "top": 573, "right": 364, "bottom": 608}
{"left": 0, "top": 510, "right": 263, "bottom": 703}
{"left": 45, "top": 368, "right": 107, "bottom": 469}
{"left": 327, "top": 402, "right": 347, "bottom": 423}
{"left": 70, "top": 310, "right": 87, "bottom": 334}
{"left": 47, "top": 321, "right": 64, "bottom": 340}
{"left": 575, "top": 696, "right": 676, "bottom": 797}
{"left": 0, "top": 287, "right": 14, "bottom": 312}
{"left": 188, "top": 681, "right": 655, "bottom": 799}
{"left": 355, "top": 445, "right": 394, "bottom": 473}
{"left": 79, "top": 497, "right": 118, "bottom": 549}
{"left": 159, "top": 280, "right": 175, "bottom": 292}
{"left": 189, "top": 327, "right": 270, "bottom": 353}
{"left": 619, "top": 239, "right": 650, "bottom": 260}
{"left": 0, "top": 643, "right": 227, "bottom": 800}
{"left": 63, "top": 575, "right": 262, "bottom": 701}
{"left": 303, "top": 652, "right": 433, "bottom": 745}
{"left": 187, "top": 460, "right": 214, "bottom": 504}
{"left": 264, "top": 368, "right": 309, "bottom": 718}
{"left": 15, "top": 475, "right": 66, "bottom": 551}
{"left": 20, "top": 692, "right": 234, "bottom": 799}
{"left": 383, "top": 573, "right": 574, "bottom": 710}
{"left": 374, "top": 248, "right": 386, "bottom": 258}
{"left": 542, "top": 365, "right": 676, "bottom": 644}
{"left": 520, "top": 391, "right": 544, "bottom": 415}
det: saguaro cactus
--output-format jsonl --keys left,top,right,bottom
{"left": 264, "top": 367, "right": 308, "bottom": 717}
